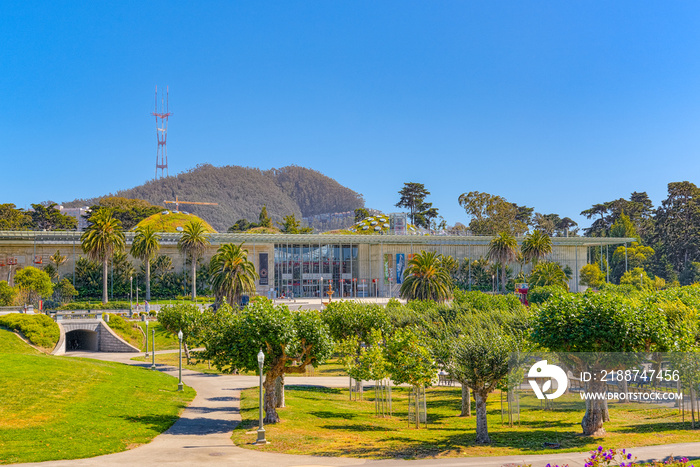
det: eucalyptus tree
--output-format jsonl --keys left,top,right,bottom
{"left": 487, "top": 232, "right": 518, "bottom": 293}
{"left": 209, "top": 243, "right": 258, "bottom": 308}
{"left": 131, "top": 225, "right": 161, "bottom": 300}
{"left": 178, "top": 220, "right": 210, "bottom": 301}
{"left": 80, "top": 209, "right": 125, "bottom": 304}
{"left": 399, "top": 251, "right": 453, "bottom": 302}
{"left": 521, "top": 230, "right": 552, "bottom": 266}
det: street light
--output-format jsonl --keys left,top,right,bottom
{"left": 256, "top": 349, "right": 267, "bottom": 445}
{"left": 130, "top": 276, "right": 133, "bottom": 312}
{"left": 150, "top": 328, "right": 156, "bottom": 370}
{"left": 145, "top": 319, "right": 149, "bottom": 358}
{"left": 177, "top": 329, "right": 183, "bottom": 391}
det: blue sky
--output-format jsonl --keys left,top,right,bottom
{"left": 2, "top": 2, "right": 700, "bottom": 229}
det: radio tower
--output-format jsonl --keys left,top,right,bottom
{"left": 153, "top": 86, "right": 171, "bottom": 179}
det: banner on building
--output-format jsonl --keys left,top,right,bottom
{"left": 259, "top": 253, "right": 269, "bottom": 285}
{"left": 384, "top": 254, "right": 391, "bottom": 285}
{"left": 396, "top": 253, "right": 406, "bottom": 284}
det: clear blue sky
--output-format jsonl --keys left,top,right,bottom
{"left": 2, "top": 2, "right": 700, "bottom": 229}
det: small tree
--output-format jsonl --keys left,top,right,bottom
{"left": 0, "top": 281, "right": 17, "bottom": 306}
{"left": 14, "top": 267, "right": 54, "bottom": 308}
{"left": 451, "top": 322, "right": 524, "bottom": 444}
{"left": 579, "top": 263, "right": 605, "bottom": 289}
{"left": 258, "top": 205, "right": 272, "bottom": 228}
{"left": 49, "top": 250, "right": 67, "bottom": 280}
{"left": 385, "top": 328, "right": 437, "bottom": 427}
{"left": 158, "top": 303, "right": 204, "bottom": 363}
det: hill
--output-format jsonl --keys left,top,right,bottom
{"left": 64, "top": 164, "right": 364, "bottom": 232}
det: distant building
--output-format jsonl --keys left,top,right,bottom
{"left": 58, "top": 206, "right": 90, "bottom": 231}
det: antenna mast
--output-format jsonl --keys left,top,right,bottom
{"left": 153, "top": 86, "right": 171, "bottom": 179}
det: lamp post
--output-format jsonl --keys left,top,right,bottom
{"left": 256, "top": 349, "right": 267, "bottom": 445}
{"left": 177, "top": 329, "right": 183, "bottom": 391}
{"left": 151, "top": 328, "right": 156, "bottom": 370}
{"left": 130, "top": 276, "right": 133, "bottom": 312}
{"left": 145, "top": 319, "right": 149, "bottom": 358}
{"left": 492, "top": 274, "right": 495, "bottom": 294}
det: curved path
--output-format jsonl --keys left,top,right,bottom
{"left": 16, "top": 351, "right": 700, "bottom": 467}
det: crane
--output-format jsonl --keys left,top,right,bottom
{"left": 164, "top": 195, "right": 219, "bottom": 211}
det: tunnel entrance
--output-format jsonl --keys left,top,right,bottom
{"left": 65, "top": 329, "right": 98, "bottom": 351}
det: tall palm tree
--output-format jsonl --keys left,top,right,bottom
{"left": 487, "top": 232, "right": 519, "bottom": 294}
{"left": 131, "top": 225, "right": 161, "bottom": 301}
{"left": 81, "top": 210, "right": 125, "bottom": 304}
{"left": 209, "top": 243, "right": 258, "bottom": 308}
{"left": 521, "top": 230, "right": 552, "bottom": 267}
{"left": 399, "top": 250, "right": 453, "bottom": 302}
{"left": 178, "top": 220, "right": 210, "bottom": 301}
{"left": 528, "top": 261, "right": 569, "bottom": 291}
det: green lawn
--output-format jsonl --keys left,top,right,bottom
{"left": 232, "top": 385, "right": 700, "bottom": 460}
{"left": 0, "top": 328, "right": 195, "bottom": 464}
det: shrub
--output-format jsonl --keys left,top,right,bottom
{"left": 527, "top": 285, "right": 565, "bottom": 305}
{"left": 0, "top": 313, "right": 60, "bottom": 349}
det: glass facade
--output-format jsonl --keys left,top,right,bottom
{"left": 274, "top": 243, "right": 361, "bottom": 298}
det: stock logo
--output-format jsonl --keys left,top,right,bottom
{"left": 528, "top": 360, "right": 568, "bottom": 400}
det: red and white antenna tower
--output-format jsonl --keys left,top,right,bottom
{"left": 153, "top": 86, "right": 171, "bottom": 179}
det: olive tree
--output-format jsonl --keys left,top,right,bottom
{"left": 532, "top": 291, "right": 672, "bottom": 436}
{"left": 204, "top": 297, "right": 333, "bottom": 423}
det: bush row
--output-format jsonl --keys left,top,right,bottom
{"left": 0, "top": 313, "right": 60, "bottom": 349}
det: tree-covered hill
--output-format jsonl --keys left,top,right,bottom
{"left": 64, "top": 164, "right": 364, "bottom": 232}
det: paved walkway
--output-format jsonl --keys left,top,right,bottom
{"left": 16, "top": 351, "right": 700, "bottom": 467}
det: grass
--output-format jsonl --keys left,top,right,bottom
{"left": 231, "top": 385, "right": 700, "bottom": 460}
{"left": 105, "top": 318, "right": 181, "bottom": 352}
{"left": 0, "top": 328, "right": 195, "bottom": 464}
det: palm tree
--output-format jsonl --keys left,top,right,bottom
{"left": 81, "top": 210, "right": 125, "bottom": 304}
{"left": 529, "top": 261, "right": 569, "bottom": 291}
{"left": 49, "top": 250, "right": 67, "bottom": 280}
{"left": 131, "top": 225, "right": 161, "bottom": 301}
{"left": 399, "top": 250, "right": 453, "bottom": 302}
{"left": 178, "top": 220, "right": 210, "bottom": 301}
{"left": 487, "top": 232, "right": 518, "bottom": 294}
{"left": 521, "top": 230, "right": 552, "bottom": 267}
{"left": 209, "top": 243, "right": 258, "bottom": 308}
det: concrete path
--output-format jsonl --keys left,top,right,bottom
{"left": 15, "top": 351, "right": 700, "bottom": 467}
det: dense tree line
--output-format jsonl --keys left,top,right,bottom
{"left": 581, "top": 182, "right": 700, "bottom": 286}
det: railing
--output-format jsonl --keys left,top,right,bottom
{"left": 50, "top": 310, "right": 130, "bottom": 321}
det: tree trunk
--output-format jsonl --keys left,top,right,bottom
{"left": 146, "top": 259, "right": 151, "bottom": 301}
{"left": 501, "top": 265, "right": 507, "bottom": 294}
{"left": 475, "top": 390, "right": 490, "bottom": 444}
{"left": 102, "top": 257, "right": 109, "bottom": 304}
{"left": 581, "top": 380, "right": 606, "bottom": 436}
{"left": 184, "top": 342, "right": 191, "bottom": 364}
{"left": 460, "top": 384, "right": 471, "bottom": 417}
{"left": 191, "top": 258, "right": 197, "bottom": 301}
{"left": 263, "top": 374, "right": 280, "bottom": 424}
{"left": 602, "top": 400, "right": 610, "bottom": 422}
{"left": 275, "top": 375, "right": 285, "bottom": 408}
